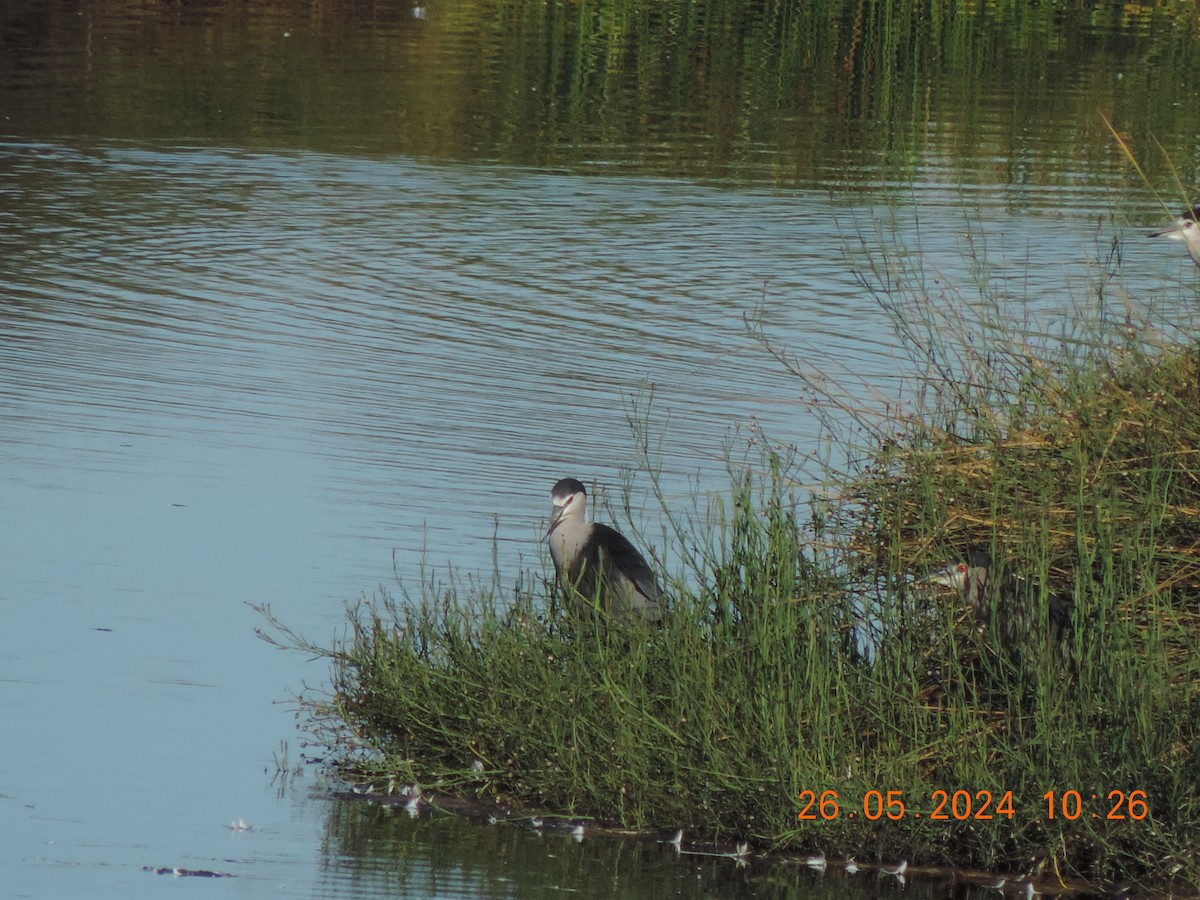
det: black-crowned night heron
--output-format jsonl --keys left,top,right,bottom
{"left": 926, "top": 550, "right": 1071, "bottom": 645}
{"left": 547, "top": 477, "right": 664, "bottom": 622}
{"left": 1150, "top": 205, "right": 1200, "bottom": 268}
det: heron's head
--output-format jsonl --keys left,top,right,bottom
{"left": 1150, "top": 206, "right": 1200, "bottom": 266}
{"left": 926, "top": 560, "right": 972, "bottom": 592}
{"left": 924, "top": 550, "right": 993, "bottom": 607}
{"left": 549, "top": 477, "right": 587, "bottom": 533}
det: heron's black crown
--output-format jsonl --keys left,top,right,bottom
{"left": 551, "top": 477, "right": 587, "bottom": 500}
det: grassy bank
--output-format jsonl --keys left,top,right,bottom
{"left": 265, "top": 283, "right": 1200, "bottom": 890}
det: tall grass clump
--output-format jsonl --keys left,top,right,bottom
{"left": 265, "top": 237, "right": 1200, "bottom": 890}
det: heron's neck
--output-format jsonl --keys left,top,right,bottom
{"left": 966, "top": 567, "right": 988, "bottom": 611}
{"left": 548, "top": 507, "right": 589, "bottom": 567}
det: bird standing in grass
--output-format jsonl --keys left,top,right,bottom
{"left": 547, "top": 477, "right": 663, "bottom": 622}
{"left": 926, "top": 550, "right": 1072, "bottom": 646}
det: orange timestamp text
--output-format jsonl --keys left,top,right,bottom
{"left": 798, "top": 789, "right": 1150, "bottom": 822}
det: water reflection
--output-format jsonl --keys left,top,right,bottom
{"left": 318, "top": 797, "right": 957, "bottom": 900}
{"left": 4, "top": 0, "right": 1200, "bottom": 184}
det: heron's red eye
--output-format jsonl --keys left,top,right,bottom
{"left": 957, "top": 563, "right": 968, "bottom": 574}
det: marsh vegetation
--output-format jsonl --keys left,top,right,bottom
{"left": 263, "top": 236, "right": 1200, "bottom": 892}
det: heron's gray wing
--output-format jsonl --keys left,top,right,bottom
{"left": 590, "top": 523, "right": 662, "bottom": 616}
{"left": 966, "top": 549, "right": 993, "bottom": 569}
{"left": 1048, "top": 593, "right": 1073, "bottom": 642}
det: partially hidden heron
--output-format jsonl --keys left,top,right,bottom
{"left": 1150, "top": 205, "right": 1200, "bottom": 268}
{"left": 547, "top": 477, "right": 664, "bottom": 622}
{"left": 926, "top": 550, "right": 1072, "bottom": 646}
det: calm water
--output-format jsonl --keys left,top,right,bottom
{"left": 3, "top": 1, "right": 1199, "bottom": 897}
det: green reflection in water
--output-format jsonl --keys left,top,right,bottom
{"left": 2, "top": 0, "right": 1199, "bottom": 186}
{"left": 319, "top": 796, "right": 952, "bottom": 900}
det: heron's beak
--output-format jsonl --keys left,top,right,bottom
{"left": 921, "top": 562, "right": 967, "bottom": 588}
{"left": 1149, "top": 219, "right": 1190, "bottom": 241}
{"left": 547, "top": 495, "right": 575, "bottom": 535}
